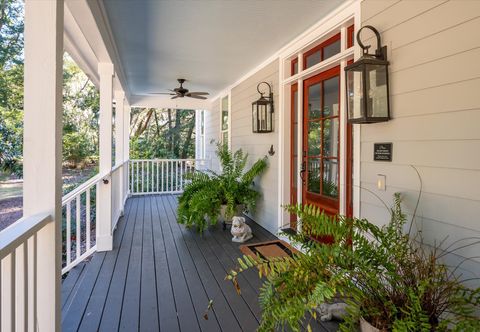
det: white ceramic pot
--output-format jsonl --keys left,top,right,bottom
{"left": 360, "top": 317, "right": 381, "bottom": 332}
{"left": 220, "top": 204, "right": 244, "bottom": 229}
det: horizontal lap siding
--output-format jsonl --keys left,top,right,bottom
{"left": 231, "top": 59, "right": 280, "bottom": 234}
{"left": 360, "top": 0, "right": 480, "bottom": 276}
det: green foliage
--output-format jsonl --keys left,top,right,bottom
{"left": 62, "top": 54, "right": 100, "bottom": 167}
{"left": 0, "top": 0, "right": 24, "bottom": 175}
{"left": 129, "top": 107, "right": 196, "bottom": 160}
{"left": 227, "top": 194, "right": 480, "bottom": 331}
{"left": 177, "top": 143, "right": 268, "bottom": 233}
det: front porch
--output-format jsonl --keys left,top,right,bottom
{"left": 61, "top": 194, "right": 338, "bottom": 332}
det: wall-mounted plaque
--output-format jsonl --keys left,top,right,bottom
{"left": 374, "top": 143, "right": 393, "bottom": 162}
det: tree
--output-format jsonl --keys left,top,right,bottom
{"left": 62, "top": 54, "right": 100, "bottom": 167}
{"left": 0, "top": 0, "right": 23, "bottom": 176}
{"left": 129, "top": 108, "right": 196, "bottom": 160}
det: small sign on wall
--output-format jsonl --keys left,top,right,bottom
{"left": 374, "top": 143, "right": 393, "bottom": 162}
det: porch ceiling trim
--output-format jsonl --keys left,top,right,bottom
{"left": 211, "top": 0, "right": 357, "bottom": 101}
{"left": 64, "top": 0, "right": 130, "bottom": 100}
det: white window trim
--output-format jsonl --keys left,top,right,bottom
{"left": 276, "top": 0, "right": 362, "bottom": 231}
{"left": 219, "top": 94, "right": 231, "bottom": 150}
{"left": 195, "top": 110, "right": 206, "bottom": 160}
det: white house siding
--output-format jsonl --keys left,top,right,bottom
{"left": 359, "top": 0, "right": 480, "bottom": 283}
{"left": 230, "top": 59, "right": 280, "bottom": 234}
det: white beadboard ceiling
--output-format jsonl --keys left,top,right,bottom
{"left": 102, "top": 0, "right": 345, "bottom": 99}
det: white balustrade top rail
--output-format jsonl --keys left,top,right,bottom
{"left": 0, "top": 213, "right": 53, "bottom": 332}
{"left": 0, "top": 213, "right": 52, "bottom": 260}
{"left": 129, "top": 159, "right": 208, "bottom": 195}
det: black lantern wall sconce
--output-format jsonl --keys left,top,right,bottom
{"left": 252, "top": 82, "right": 274, "bottom": 133}
{"left": 345, "top": 25, "right": 390, "bottom": 124}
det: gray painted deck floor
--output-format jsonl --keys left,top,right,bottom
{"left": 61, "top": 195, "right": 339, "bottom": 332}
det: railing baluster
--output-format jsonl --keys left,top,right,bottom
{"left": 76, "top": 195, "right": 81, "bottom": 259}
{"left": 23, "top": 242, "right": 28, "bottom": 331}
{"left": 66, "top": 201, "right": 71, "bottom": 264}
{"left": 86, "top": 188, "right": 91, "bottom": 250}
{"left": 156, "top": 161, "right": 159, "bottom": 193}
{"left": 152, "top": 161, "right": 155, "bottom": 193}
{"left": 176, "top": 160, "right": 179, "bottom": 192}
{"left": 10, "top": 251, "right": 16, "bottom": 332}
{"left": 130, "top": 161, "right": 134, "bottom": 193}
{"left": 141, "top": 161, "right": 145, "bottom": 193}
{"left": 180, "top": 161, "right": 183, "bottom": 191}
{"left": 136, "top": 161, "right": 139, "bottom": 193}
{"left": 33, "top": 234, "right": 37, "bottom": 332}
{"left": 170, "top": 161, "right": 174, "bottom": 193}
{"left": 146, "top": 160, "right": 149, "bottom": 193}
{"left": 161, "top": 162, "right": 165, "bottom": 193}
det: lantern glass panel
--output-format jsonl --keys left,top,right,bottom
{"left": 266, "top": 104, "right": 272, "bottom": 131}
{"left": 252, "top": 104, "right": 258, "bottom": 132}
{"left": 346, "top": 66, "right": 364, "bottom": 120}
{"left": 259, "top": 104, "right": 266, "bottom": 131}
{"left": 366, "top": 64, "right": 388, "bottom": 118}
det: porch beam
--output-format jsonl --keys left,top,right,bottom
{"left": 23, "top": 0, "right": 64, "bottom": 330}
{"left": 97, "top": 62, "right": 114, "bottom": 251}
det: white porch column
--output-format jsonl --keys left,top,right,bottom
{"left": 23, "top": 0, "right": 63, "bottom": 330}
{"left": 97, "top": 63, "right": 114, "bottom": 251}
{"left": 123, "top": 101, "right": 131, "bottom": 198}
{"left": 114, "top": 90, "right": 125, "bottom": 214}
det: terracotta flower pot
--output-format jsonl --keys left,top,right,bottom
{"left": 360, "top": 317, "right": 382, "bottom": 332}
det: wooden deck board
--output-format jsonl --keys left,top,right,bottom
{"left": 98, "top": 198, "right": 138, "bottom": 332}
{"left": 77, "top": 198, "right": 131, "bottom": 332}
{"left": 61, "top": 194, "right": 339, "bottom": 332}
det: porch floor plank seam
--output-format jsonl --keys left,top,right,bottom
{"left": 61, "top": 194, "right": 339, "bottom": 332}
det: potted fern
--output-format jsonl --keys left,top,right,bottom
{"left": 226, "top": 194, "right": 480, "bottom": 331}
{"left": 178, "top": 143, "right": 267, "bottom": 233}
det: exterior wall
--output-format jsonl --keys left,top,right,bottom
{"left": 230, "top": 59, "right": 279, "bottom": 234}
{"left": 203, "top": 60, "right": 280, "bottom": 234}
{"left": 359, "top": 0, "right": 480, "bottom": 282}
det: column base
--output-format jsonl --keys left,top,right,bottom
{"left": 96, "top": 234, "right": 113, "bottom": 251}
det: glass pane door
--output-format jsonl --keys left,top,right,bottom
{"left": 302, "top": 66, "right": 340, "bottom": 214}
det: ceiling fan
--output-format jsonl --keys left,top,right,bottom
{"left": 152, "top": 78, "right": 209, "bottom": 100}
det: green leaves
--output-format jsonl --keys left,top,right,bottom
{"left": 178, "top": 143, "right": 267, "bottom": 233}
{"left": 226, "top": 195, "right": 480, "bottom": 331}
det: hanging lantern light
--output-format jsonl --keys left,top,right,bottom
{"left": 252, "top": 82, "right": 274, "bottom": 133}
{"left": 345, "top": 25, "right": 390, "bottom": 124}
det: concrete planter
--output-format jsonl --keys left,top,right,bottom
{"left": 220, "top": 204, "right": 244, "bottom": 230}
{"left": 360, "top": 317, "right": 383, "bottom": 332}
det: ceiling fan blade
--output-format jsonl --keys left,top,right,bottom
{"left": 151, "top": 92, "right": 176, "bottom": 95}
{"left": 187, "top": 92, "right": 209, "bottom": 96}
{"left": 171, "top": 95, "right": 179, "bottom": 99}
{"left": 187, "top": 95, "right": 207, "bottom": 100}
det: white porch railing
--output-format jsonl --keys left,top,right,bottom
{"left": 61, "top": 174, "right": 102, "bottom": 274}
{"left": 129, "top": 159, "right": 208, "bottom": 195}
{"left": 0, "top": 213, "right": 52, "bottom": 331}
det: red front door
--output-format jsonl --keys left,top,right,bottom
{"left": 301, "top": 66, "right": 341, "bottom": 215}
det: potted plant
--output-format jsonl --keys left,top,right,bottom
{"left": 177, "top": 143, "right": 267, "bottom": 233}
{"left": 226, "top": 194, "right": 480, "bottom": 331}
